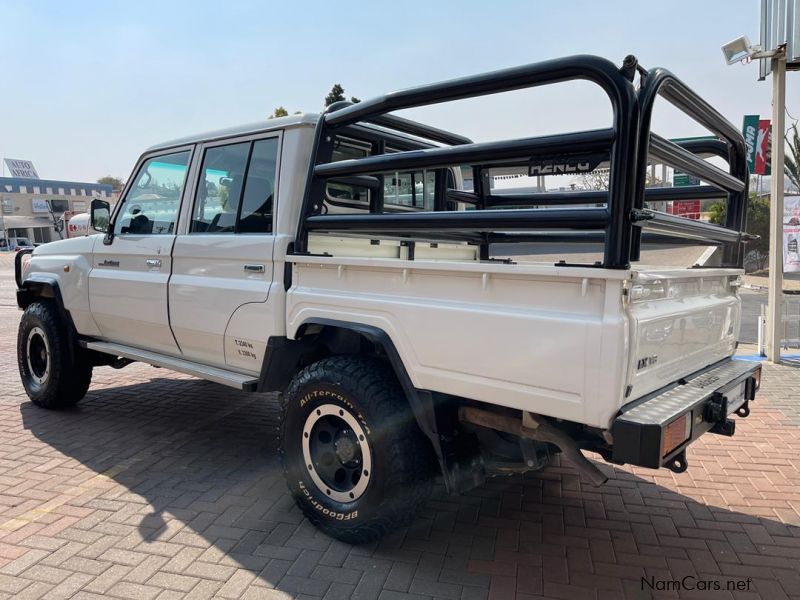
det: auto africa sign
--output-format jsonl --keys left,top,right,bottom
{"left": 3, "top": 158, "right": 39, "bottom": 179}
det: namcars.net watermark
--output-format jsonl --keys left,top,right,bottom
{"left": 642, "top": 575, "right": 752, "bottom": 593}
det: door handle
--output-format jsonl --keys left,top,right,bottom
{"left": 243, "top": 264, "right": 265, "bottom": 273}
{"left": 146, "top": 259, "right": 162, "bottom": 268}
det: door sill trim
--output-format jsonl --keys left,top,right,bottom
{"left": 80, "top": 340, "right": 259, "bottom": 392}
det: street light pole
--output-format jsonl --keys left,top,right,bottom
{"left": 767, "top": 46, "right": 786, "bottom": 363}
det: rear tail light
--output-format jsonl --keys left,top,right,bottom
{"left": 662, "top": 413, "right": 691, "bottom": 457}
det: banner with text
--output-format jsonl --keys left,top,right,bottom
{"left": 784, "top": 196, "right": 800, "bottom": 273}
{"left": 755, "top": 120, "right": 772, "bottom": 175}
{"left": 742, "top": 115, "right": 759, "bottom": 174}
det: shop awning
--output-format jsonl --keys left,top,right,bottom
{"left": 0, "top": 216, "right": 54, "bottom": 230}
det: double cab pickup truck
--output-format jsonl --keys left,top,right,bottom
{"left": 15, "top": 54, "right": 761, "bottom": 543}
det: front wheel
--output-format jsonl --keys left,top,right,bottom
{"left": 280, "top": 356, "right": 434, "bottom": 543}
{"left": 17, "top": 301, "right": 92, "bottom": 409}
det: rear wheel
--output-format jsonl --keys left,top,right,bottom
{"left": 18, "top": 302, "right": 92, "bottom": 409}
{"left": 280, "top": 356, "right": 433, "bottom": 543}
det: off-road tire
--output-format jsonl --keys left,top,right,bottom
{"left": 280, "top": 355, "right": 433, "bottom": 543}
{"left": 18, "top": 301, "right": 92, "bottom": 409}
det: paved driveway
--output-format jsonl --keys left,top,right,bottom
{"left": 0, "top": 251, "right": 799, "bottom": 599}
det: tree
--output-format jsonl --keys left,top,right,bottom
{"left": 709, "top": 195, "right": 770, "bottom": 271}
{"left": 269, "top": 106, "right": 289, "bottom": 119}
{"left": 97, "top": 176, "right": 124, "bottom": 193}
{"left": 324, "top": 84, "right": 346, "bottom": 107}
{"left": 350, "top": 96, "right": 361, "bottom": 104}
{"left": 786, "top": 122, "right": 800, "bottom": 192}
{"left": 574, "top": 168, "right": 660, "bottom": 193}
{"left": 575, "top": 169, "right": 609, "bottom": 191}
{"left": 708, "top": 200, "right": 726, "bottom": 225}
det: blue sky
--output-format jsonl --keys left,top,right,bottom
{"left": 0, "top": 0, "right": 796, "bottom": 182}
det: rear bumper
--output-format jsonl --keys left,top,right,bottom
{"left": 611, "top": 358, "right": 761, "bottom": 469}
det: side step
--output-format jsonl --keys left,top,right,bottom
{"left": 81, "top": 340, "right": 260, "bottom": 392}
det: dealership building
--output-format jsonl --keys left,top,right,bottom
{"left": 0, "top": 176, "right": 114, "bottom": 249}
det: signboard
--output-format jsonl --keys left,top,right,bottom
{"left": 667, "top": 200, "right": 701, "bottom": 220}
{"left": 759, "top": 0, "right": 800, "bottom": 79}
{"left": 673, "top": 171, "right": 700, "bottom": 187}
{"left": 755, "top": 119, "right": 772, "bottom": 175}
{"left": 743, "top": 115, "right": 759, "bottom": 173}
{"left": 784, "top": 195, "right": 800, "bottom": 273}
{"left": 31, "top": 199, "right": 50, "bottom": 213}
{"left": 3, "top": 158, "right": 39, "bottom": 179}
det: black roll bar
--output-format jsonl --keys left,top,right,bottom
{"left": 632, "top": 67, "right": 749, "bottom": 262}
{"left": 648, "top": 135, "right": 744, "bottom": 193}
{"left": 306, "top": 207, "right": 610, "bottom": 233}
{"left": 295, "top": 55, "right": 749, "bottom": 269}
{"left": 314, "top": 129, "right": 614, "bottom": 178}
{"left": 295, "top": 55, "right": 639, "bottom": 267}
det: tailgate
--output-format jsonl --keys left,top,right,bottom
{"left": 625, "top": 269, "right": 742, "bottom": 403}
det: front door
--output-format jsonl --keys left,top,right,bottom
{"left": 169, "top": 135, "right": 280, "bottom": 372}
{"left": 90, "top": 148, "right": 193, "bottom": 355}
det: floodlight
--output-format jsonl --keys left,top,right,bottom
{"left": 721, "top": 36, "right": 754, "bottom": 64}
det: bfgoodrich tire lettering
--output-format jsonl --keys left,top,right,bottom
{"left": 17, "top": 301, "right": 92, "bottom": 409}
{"left": 280, "top": 355, "right": 433, "bottom": 543}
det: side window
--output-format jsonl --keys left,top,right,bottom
{"left": 115, "top": 151, "right": 191, "bottom": 235}
{"left": 383, "top": 170, "right": 435, "bottom": 211}
{"left": 190, "top": 138, "right": 278, "bottom": 234}
{"left": 326, "top": 138, "right": 371, "bottom": 206}
{"left": 239, "top": 138, "right": 278, "bottom": 233}
{"left": 191, "top": 142, "right": 250, "bottom": 233}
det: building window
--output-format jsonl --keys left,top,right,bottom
{"left": 33, "top": 186, "right": 40, "bottom": 194}
{"left": 80, "top": 189, "right": 86, "bottom": 196}
{"left": 49, "top": 199, "right": 70, "bottom": 213}
{"left": 2, "top": 198, "right": 12, "bottom": 214}
{"left": 70, "top": 188, "right": 76, "bottom": 195}
{"left": 46, "top": 187, "right": 53, "bottom": 194}
{"left": 19, "top": 186, "right": 27, "bottom": 194}
{"left": 58, "top": 187, "right": 65, "bottom": 195}
{"left": 32, "top": 228, "right": 51, "bottom": 244}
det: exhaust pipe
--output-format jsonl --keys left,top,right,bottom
{"left": 458, "top": 407, "right": 608, "bottom": 487}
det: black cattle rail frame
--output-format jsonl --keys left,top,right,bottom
{"left": 293, "top": 54, "right": 752, "bottom": 269}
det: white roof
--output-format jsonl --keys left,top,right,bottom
{"left": 146, "top": 113, "right": 320, "bottom": 152}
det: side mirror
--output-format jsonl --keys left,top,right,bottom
{"left": 90, "top": 199, "right": 110, "bottom": 233}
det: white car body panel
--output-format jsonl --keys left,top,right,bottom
{"left": 89, "top": 232, "right": 180, "bottom": 355}
{"left": 285, "top": 255, "right": 741, "bottom": 429}
{"left": 21, "top": 235, "right": 102, "bottom": 337}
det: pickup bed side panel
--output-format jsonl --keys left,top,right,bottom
{"left": 286, "top": 258, "right": 628, "bottom": 428}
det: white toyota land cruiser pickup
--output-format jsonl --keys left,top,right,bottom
{"left": 16, "top": 55, "right": 762, "bottom": 543}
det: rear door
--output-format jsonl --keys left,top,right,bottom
{"left": 169, "top": 133, "right": 281, "bottom": 372}
{"left": 625, "top": 269, "right": 742, "bottom": 401}
{"left": 90, "top": 148, "right": 193, "bottom": 355}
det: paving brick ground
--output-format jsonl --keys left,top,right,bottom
{"left": 0, "top": 251, "right": 799, "bottom": 599}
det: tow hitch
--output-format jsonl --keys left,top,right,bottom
{"left": 704, "top": 393, "right": 737, "bottom": 437}
{"left": 666, "top": 449, "right": 688, "bottom": 474}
